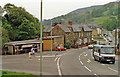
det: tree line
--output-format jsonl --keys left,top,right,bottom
{"left": 2, "top": 3, "right": 41, "bottom": 47}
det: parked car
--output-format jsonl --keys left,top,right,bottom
{"left": 55, "top": 47, "right": 66, "bottom": 51}
{"left": 88, "top": 45, "right": 94, "bottom": 49}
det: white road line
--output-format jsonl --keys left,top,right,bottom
{"left": 84, "top": 66, "right": 92, "bottom": 72}
{"left": 94, "top": 73, "right": 99, "bottom": 77}
{"left": 79, "top": 57, "right": 80, "bottom": 61}
{"left": 35, "top": 56, "right": 55, "bottom": 58}
{"left": 84, "top": 54, "right": 87, "bottom": 57}
{"left": 54, "top": 56, "right": 58, "bottom": 61}
{"left": 101, "top": 64, "right": 106, "bottom": 66}
{"left": 80, "top": 61, "right": 83, "bottom": 65}
{"left": 108, "top": 67, "right": 118, "bottom": 73}
{"left": 57, "top": 57, "right": 62, "bottom": 76}
{"left": 38, "top": 58, "right": 43, "bottom": 60}
{"left": 87, "top": 59, "right": 91, "bottom": 63}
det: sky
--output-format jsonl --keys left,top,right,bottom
{"left": 0, "top": 0, "right": 117, "bottom": 20}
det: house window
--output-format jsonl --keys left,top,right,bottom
{"left": 47, "top": 33, "right": 50, "bottom": 36}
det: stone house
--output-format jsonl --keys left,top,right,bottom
{"left": 88, "top": 23, "right": 102, "bottom": 37}
{"left": 81, "top": 26, "right": 92, "bottom": 44}
{"left": 43, "top": 22, "right": 92, "bottom": 46}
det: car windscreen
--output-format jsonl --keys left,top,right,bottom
{"left": 101, "top": 47, "right": 115, "bottom": 54}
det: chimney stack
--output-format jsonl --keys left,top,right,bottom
{"left": 68, "top": 20, "right": 72, "bottom": 25}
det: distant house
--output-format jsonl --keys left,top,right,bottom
{"left": 88, "top": 23, "right": 98, "bottom": 29}
{"left": 88, "top": 23, "right": 102, "bottom": 37}
{"left": 43, "top": 21, "right": 92, "bottom": 46}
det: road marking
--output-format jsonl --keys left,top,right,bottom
{"left": 35, "top": 56, "right": 56, "bottom": 58}
{"left": 80, "top": 61, "right": 83, "bottom": 65}
{"left": 101, "top": 64, "right": 105, "bottom": 66}
{"left": 54, "top": 56, "right": 58, "bottom": 61}
{"left": 38, "top": 58, "right": 43, "bottom": 60}
{"left": 79, "top": 57, "right": 80, "bottom": 61}
{"left": 108, "top": 67, "right": 118, "bottom": 73}
{"left": 87, "top": 59, "right": 91, "bottom": 63}
{"left": 84, "top": 54, "right": 87, "bottom": 57}
{"left": 84, "top": 66, "right": 92, "bottom": 72}
{"left": 80, "top": 52, "right": 85, "bottom": 56}
{"left": 94, "top": 73, "right": 99, "bottom": 77}
{"left": 57, "top": 57, "right": 62, "bottom": 76}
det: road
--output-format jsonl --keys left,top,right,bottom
{"left": 102, "top": 29, "right": 118, "bottom": 46}
{"left": 2, "top": 47, "right": 119, "bottom": 77}
{"left": 59, "top": 47, "right": 118, "bottom": 77}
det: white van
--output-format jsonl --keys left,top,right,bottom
{"left": 93, "top": 45, "right": 115, "bottom": 64}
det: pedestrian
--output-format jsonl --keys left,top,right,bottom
{"left": 33, "top": 49, "right": 35, "bottom": 55}
{"left": 29, "top": 52, "right": 32, "bottom": 59}
{"left": 31, "top": 48, "right": 33, "bottom": 54}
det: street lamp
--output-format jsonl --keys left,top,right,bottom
{"left": 40, "top": 0, "right": 43, "bottom": 76}
{"left": 115, "top": 24, "right": 117, "bottom": 54}
{"left": 51, "top": 20, "right": 52, "bottom": 55}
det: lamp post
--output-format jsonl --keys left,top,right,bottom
{"left": 115, "top": 24, "right": 117, "bottom": 54}
{"left": 40, "top": 0, "right": 43, "bottom": 76}
{"left": 51, "top": 20, "right": 52, "bottom": 55}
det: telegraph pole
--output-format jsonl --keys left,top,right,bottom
{"left": 115, "top": 24, "right": 117, "bottom": 54}
{"left": 51, "top": 20, "right": 52, "bottom": 55}
{"left": 40, "top": 0, "right": 43, "bottom": 76}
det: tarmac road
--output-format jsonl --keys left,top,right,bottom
{"left": 2, "top": 47, "right": 119, "bottom": 77}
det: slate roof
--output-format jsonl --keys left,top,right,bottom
{"left": 82, "top": 25, "right": 92, "bottom": 31}
{"left": 43, "top": 26, "right": 54, "bottom": 32}
{"left": 58, "top": 24, "right": 71, "bottom": 32}
{"left": 72, "top": 24, "right": 82, "bottom": 32}
{"left": 43, "top": 24, "right": 92, "bottom": 33}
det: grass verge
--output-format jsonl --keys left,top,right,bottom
{"left": 0, "top": 71, "right": 37, "bottom": 77}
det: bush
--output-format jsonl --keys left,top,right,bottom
{"left": 64, "top": 42, "right": 72, "bottom": 49}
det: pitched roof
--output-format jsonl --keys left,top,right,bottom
{"left": 43, "top": 26, "right": 54, "bottom": 32}
{"left": 72, "top": 24, "right": 82, "bottom": 32}
{"left": 44, "top": 24, "right": 91, "bottom": 33}
{"left": 58, "top": 24, "right": 71, "bottom": 32}
{"left": 82, "top": 25, "right": 92, "bottom": 31}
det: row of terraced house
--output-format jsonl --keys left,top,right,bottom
{"left": 43, "top": 21, "right": 93, "bottom": 49}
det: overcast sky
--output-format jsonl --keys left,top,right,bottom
{"left": 0, "top": 0, "right": 117, "bottom": 20}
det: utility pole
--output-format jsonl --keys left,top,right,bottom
{"left": 51, "top": 20, "right": 52, "bottom": 55}
{"left": 115, "top": 24, "right": 117, "bottom": 54}
{"left": 40, "top": 0, "right": 43, "bottom": 76}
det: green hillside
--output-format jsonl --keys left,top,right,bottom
{"left": 43, "top": 1, "right": 120, "bottom": 31}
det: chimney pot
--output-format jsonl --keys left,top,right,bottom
{"left": 68, "top": 20, "right": 72, "bottom": 25}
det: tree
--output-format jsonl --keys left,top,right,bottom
{"left": 16, "top": 18, "right": 37, "bottom": 40}
{"left": 2, "top": 3, "right": 41, "bottom": 41}
{"left": 102, "top": 18, "right": 118, "bottom": 31}
{"left": 1, "top": 27, "right": 9, "bottom": 47}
